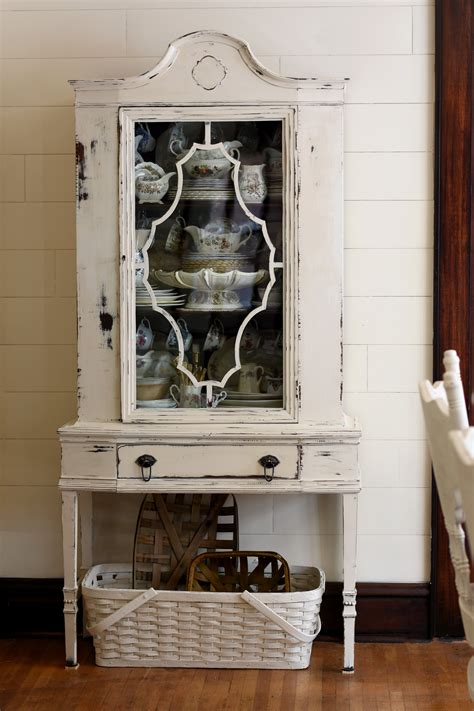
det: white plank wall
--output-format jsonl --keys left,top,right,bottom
{"left": 0, "top": 0, "right": 434, "bottom": 583}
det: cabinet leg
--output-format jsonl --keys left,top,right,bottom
{"left": 62, "top": 491, "right": 79, "bottom": 668}
{"left": 79, "top": 491, "right": 93, "bottom": 571}
{"left": 79, "top": 491, "right": 93, "bottom": 638}
{"left": 342, "top": 492, "right": 358, "bottom": 673}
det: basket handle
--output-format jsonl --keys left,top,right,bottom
{"left": 87, "top": 587, "right": 158, "bottom": 636}
{"left": 241, "top": 590, "right": 320, "bottom": 643}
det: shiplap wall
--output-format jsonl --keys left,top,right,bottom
{"left": 0, "top": 0, "right": 434, "bottom": 582}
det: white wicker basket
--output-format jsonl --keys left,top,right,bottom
{"left": 82, "top": 563, "right": 325, "bottom": 669}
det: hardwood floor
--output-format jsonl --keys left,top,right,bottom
{"left": 0, "top": 638, "right": 472, "bottom": 710}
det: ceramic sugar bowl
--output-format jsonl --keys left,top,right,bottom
{"left": 184, "top": 221, "right": 252, "bottom": 255}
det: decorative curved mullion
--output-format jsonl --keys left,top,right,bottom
{"left": 139, "top": 139, "right": 281, "bottom": 395}
{"left": 231, "top": 159, "right": 277, "bottom": 256}
{"left": 139, "top": 144, "right": 200, "bottom": 388}
{"left": 225, "top": 154, "right": 277, "bottom": 384}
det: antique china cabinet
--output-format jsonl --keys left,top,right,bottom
{"left": 59, "top": 31, "right": 361, "bottom": 670}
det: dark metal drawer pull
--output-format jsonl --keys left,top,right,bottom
{"left": 136, "top": 454, "right": 157, "bottom": 482}
{"left": 259, "top": 455, "right": 280, "bottom": 482}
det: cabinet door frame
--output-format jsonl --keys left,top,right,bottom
{"left": 120, "top": 105, "right": 298, "bottom": 424}
{"left": 433, "top": 0, "right": 473, "bottom": 636}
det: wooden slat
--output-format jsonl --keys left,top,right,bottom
{"left": 165, "top": 494, "right": 228, "bottom": 590}
{"left": 187, "top": 551, "right": 290, "bottom": 593}
{"left": 132, "top": 493, "right": 239, "bottom": 590}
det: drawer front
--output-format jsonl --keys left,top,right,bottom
{"left": 61, "top": 442, "right": 117, "bottom": 481}
{"left": 300, "top": 444, "right": 359, "bottom": 481}
{"left": 117, "top": 444, "right": 299, "bottom": 480}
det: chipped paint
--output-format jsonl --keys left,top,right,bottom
{"left": 98, "top": 289, "right": 114, "bottom": 350}
{"left": 298, "top": 446, "right": 304, "bottom": 478}
{"left": 76, "top": 140, "right": 89, "bottom": 202}
{"left": 89, "top": 444, "right": 113, "bottom": 453}
{"left": 76, "top": 141, "right": 85, "bottom": 180}
{"left": 99, "top": 312, "right": 113, "bottom": 332}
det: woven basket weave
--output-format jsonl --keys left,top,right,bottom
{"left": 82, "top": 563, "right": 325, "bottom": 669}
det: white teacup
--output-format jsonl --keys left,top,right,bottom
{"left": 136, "top": 318, "right": 154, "bottom": 351}
{"left": 207, "top": 391, "right": 228, "bottom": 408}
{"left": 239, "top": 364, "right": 264, "bottom": 394}
{"left": 166, "top": 318, "right": 192, "bottom": 352}
{"left": 265, "top": 377, "right": 283, "bottom": 396}
{"left": 241, "top": 324, "right": 262, "bottom": 351}
{"left": 165, "top": 216, "right": 186, "bottom": 253}
{"left": 203, "top": 319, "right": 225, "bottom": 352}
{"left": 170, "top": 383, "right": 202, "bottom": 408}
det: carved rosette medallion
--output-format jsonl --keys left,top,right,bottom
{"left": 192, "top": 55, "right": 227, "bottom": 90}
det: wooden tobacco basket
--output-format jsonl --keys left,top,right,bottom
{"left": 133, "top": 493, "right": 239, "bottom": 590}
{"left": 187, "top": 550, "right": 291, "bottom": 593}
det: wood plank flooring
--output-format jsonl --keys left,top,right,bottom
{"left": 0, "top": 638, "right": 472, "bottom": 710}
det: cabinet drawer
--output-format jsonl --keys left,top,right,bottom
{"left": 117, "top": 444, "right": 299, "bottom": 480}
{"left": 300, "top": 445, "right": 359, "bottom": 481}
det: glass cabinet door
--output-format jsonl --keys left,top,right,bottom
{"left": 122, "top": 111, "right": 293, "bottom": 417}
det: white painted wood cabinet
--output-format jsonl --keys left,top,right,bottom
{"left": 58, "top": 31, "right": 361, "bottom": 671}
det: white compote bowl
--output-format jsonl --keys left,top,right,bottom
{"left": 154, "top": 268, "right": 267, "bottom": 311}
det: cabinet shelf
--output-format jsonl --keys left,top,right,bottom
{"left": 137, "top": 198, "right": 283, "bottom": 222}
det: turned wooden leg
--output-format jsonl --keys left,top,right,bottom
{"left": 342, "top": 492, "right": 358, "bottom": 673}
{"left": 62, "top": 490, "right": 79, "bottom": 668}
{"left": 79, "top": 491, "right": 93, "bottom": 638}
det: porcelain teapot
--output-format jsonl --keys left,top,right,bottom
{"left": 184, "top": 221, "right": 252, "bottom": 254}
{"left": 173, "top": 141, "right": 242, "bottom": 179}
{"left": 135, "top": 162, "right": 175, "bottom": 203}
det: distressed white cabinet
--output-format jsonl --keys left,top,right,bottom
{"left": 59, "top": 31, "right": 361, "bottom": 670}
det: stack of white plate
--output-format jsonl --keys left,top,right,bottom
{"left": 219, "top": 391, "right": 283, "bottom": 408}
{"left": 182, "top": 253, "right": 254, "bottom": 273}
{"left": 137, "top": 398, "right": 177, "bottom": 409}
{"left": 267, "top": 178, "right": 283, "bottom": 197}
{"left": 136, "top": 286, "right": 186, "bottom": 307}
{"left": 168, "top": 177, "right": 235, "bottom": 201}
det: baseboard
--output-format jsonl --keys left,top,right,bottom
{"left": 0, "top": 578, "right": 67, "bottom": 638}
{"left": 0, "top": 578, "right": 430, "bottom": 640}
{"left": 320, "top": 582, "right": 431, "bottom": 641}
